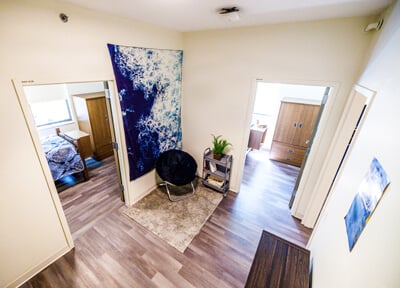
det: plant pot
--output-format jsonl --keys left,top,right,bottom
{"left": 213, "top": 153, "right": 222, "bottom": 160}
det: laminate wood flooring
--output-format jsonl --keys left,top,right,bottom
{"left": 58, "top": 156, "right": 123, "bottom": 240}
{"left": 22, "top": 149, "right": 312, "bottom": 288}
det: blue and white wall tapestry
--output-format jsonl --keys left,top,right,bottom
{"left": 107, "top": 44, "right": 183, "bottom": 181}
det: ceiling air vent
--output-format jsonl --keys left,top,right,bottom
{"left": 218, "top": 6, "right": 240, "bottom": 22}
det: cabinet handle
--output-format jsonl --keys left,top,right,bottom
{"left": 293, "top": 122, "right": 297, "bottom": 128}
{"left": 286, "top": 157, "right": 292, "bottom": 161}
{"left": 305, "top": 139, "right": 310, "bottom": 145}
{"left": 288, "top": 149, "right": 294, "bottom": 153}
{"left": 299, "top": 122, "right": 303, "bottom": 128}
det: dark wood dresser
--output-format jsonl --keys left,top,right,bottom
{"left": 73, "top": 92, "right": 114, "bottom": 160}
{"left": 245, "top": 230, "right": 310, "bottom": 288}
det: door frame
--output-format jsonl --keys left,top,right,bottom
{"left": 294, "top": 84, "right": 375, "bottom": 229}
{"left": 237, "top": 78, "right": 337, "bottom": 196}
{"left": 104, "top": 81, "right": 125, "bottom": 201}
{"left": 289, "top": 87, "right": 330, "bottom": 207}
{"left": 12, "top": 78, "right": 129, "bottom": 248}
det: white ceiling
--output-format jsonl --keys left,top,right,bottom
{"left": 62, "top": 0, "right": 393, "bottom": 32}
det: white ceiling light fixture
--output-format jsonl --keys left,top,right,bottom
{"left": 218, "top": 6, "right": 241, "bottom": 22}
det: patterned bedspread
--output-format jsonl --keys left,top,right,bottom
{"left": 41, "top": 135, "right": 84, "bottom": 181}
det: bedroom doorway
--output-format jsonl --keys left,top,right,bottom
{"left": 14, "top": 79, "right": 126, "bottom": 238}
{"left": 247, "top": 82, "right": 327, "bottom": 155}
{"left": 242, "top": 81, "right": 329, "bottom": 215}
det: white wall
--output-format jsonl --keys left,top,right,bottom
{"left": 182, "top": 17, "right": 373, "bottom": 192}
{"left": 280, "top": 84, "right": 326, "bottom": 102}
{"left": 0, "top": 0, "right": 182, "bottom": 286}
{"left": 309, "top": 2, "right": 400, "bottom": 287}
{"left": 66, "top": 82, "right": 104, "bottom": 96}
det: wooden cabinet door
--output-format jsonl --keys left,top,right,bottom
{"left": 273, "top": 102, "right": 303, "bottom": 144}
{"left": 86, "top": 97, "right": 113, "bottom": 159}
{"left": 271, "top": 101, "right": 320, "bottom": 166}
{"left": 292, "top": 104, "right": 320, "bottom": 148}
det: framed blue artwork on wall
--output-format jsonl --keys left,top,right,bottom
{"left": 344, "top": 157, "right": 390, "bottom": 251}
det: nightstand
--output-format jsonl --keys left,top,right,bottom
{"left": 64, "top": 130, "right": 93, "bottom": 160}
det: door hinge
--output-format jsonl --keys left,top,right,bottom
{"left": 105, "top": 89, "right": 111, "bottom": 99}
{"left": 120, "top": 184, "right": 125, "bottom": 202}
{"left": 112, "top": 142, "right": 119, "bottom": 150}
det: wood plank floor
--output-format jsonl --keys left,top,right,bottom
{"left": 22, "top": 149, "right": 312, "bottom": 288}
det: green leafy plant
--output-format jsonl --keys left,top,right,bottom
{"left": 211, "top": 134, "right": 231, "bottom": 159}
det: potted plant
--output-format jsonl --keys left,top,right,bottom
{"left": 211, "top": 134, "right": 231, "bottom": 160}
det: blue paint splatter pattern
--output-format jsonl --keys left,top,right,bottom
{"left": 108, "top": 44, "right": 183, "bottom": 180}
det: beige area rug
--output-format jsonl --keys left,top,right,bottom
{"left": 123, "top": 184, "right": 223, "bottom": 252}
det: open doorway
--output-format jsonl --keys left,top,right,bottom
{"left": 18, "top": 80, "right": 125, "bottom": 239}
{"left": 248, "top": 82, "right": 328, "bottom": 153}
{"left": 242, "top": 81, "right": 329, "bottom": 214}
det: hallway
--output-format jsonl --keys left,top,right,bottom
{"left": 238, "top": 148, "right": 311, "bottom": 246}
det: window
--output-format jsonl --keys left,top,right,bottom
{"left": 24, "top": 83, "right": 74, "bottom": 128}
{"left": 29, "top": 99, "right": 73, "bottom": 127}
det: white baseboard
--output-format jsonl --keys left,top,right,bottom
{"left": 9, "top": 246, "right": 71, "bottom": 288}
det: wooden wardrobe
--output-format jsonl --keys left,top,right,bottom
{"left": 73, "top": 92, "right": 113, "bottom": 160}
{"left": 270, "top": 100, "right": 320, "bottom": 167}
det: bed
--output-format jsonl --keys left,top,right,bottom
{"left": 41, "top": 129, "right": 89, "bottom": 182}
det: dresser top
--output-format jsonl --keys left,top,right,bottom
{"left": 281, "top": 97, "right": 321, "bottom": 105}
{"left": 64, "top": 130, "right": 89, "bottom": 139}
{"left": 73, "top": 91, "right": 106, "bottom": 100}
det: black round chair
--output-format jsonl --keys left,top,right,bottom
{"left": 156, "top": 149, "right": 197, "bottom": 201}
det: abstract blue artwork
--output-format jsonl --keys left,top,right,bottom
{"left": 344, "top": 157, "right": 390, "bottom": 251}
{"left": 107, "top": 44, "right": 183, "bottom": 180}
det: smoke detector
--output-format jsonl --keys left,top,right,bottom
{"left": 218, "top": 6, "right": 240, "bottom": 22}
